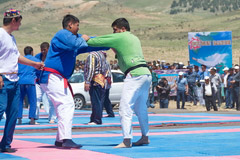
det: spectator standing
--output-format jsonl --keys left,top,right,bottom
{"left": 18, "top": 46, "right": 40, "bottom": 125}
{"left": 203, "top": 76, "right": 218, "bottom": 111}
{"left": 148, "top": 67, "right": 158, "bottom": 108}
{"left": 157, "top": 78, "right": 170, "bottom": 108}
{"left": 231, "top": 66, "right": 240, "bottom": 110}
{"left": 209, "top": 67, "right": 222, "bottom": 107}
{"left": 186, "top": 66, "right": 200, "bottom": 105}
{"left": 35, "top": 42, "right": 56, "bottom": 123}
{"left": 84, "top": 51, "right": 108, "bottom": 124}
{"left": 222, "top": 67, "right": 229, "bottom": 107}
{"left": 175, "top": 72, "right": 188, "bottom": 109}
{"left": 200, "top": 65, "right": 209, "bottom": 80}
{"left": 102, "top": 52, "right": 115, "bottom": 117}
{"left": 199, "top": 64, "right": 209, "bottom": 106}
{"left": 226, "top": 68, "right": 234, "bottom": 109}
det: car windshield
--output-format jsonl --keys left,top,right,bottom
{"left": 68, "top": 72, "right": 84, "bottom": 83}
{"left": 112, "top": 72, "right": 125, "bottom": 83}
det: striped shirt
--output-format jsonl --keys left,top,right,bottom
{"left": 84, "top": 51, "right": 107, "bottom": 84}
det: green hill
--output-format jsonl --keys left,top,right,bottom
{"left": 1, "top": 0, "right": 240, "bottom": 64}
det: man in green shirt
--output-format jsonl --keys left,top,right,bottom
{"left": 87, "top": 18, "right": 152, "bottom": 148}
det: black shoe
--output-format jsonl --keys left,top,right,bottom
{"left": 55, "top": 141, "right": 63, "bottom": 147}
{"left": 1, "top": 148, "right": 17, "bottom": 153}
{"left": 62, "top": 139, "right": 82, "bottom": 149}
{"left": 181, "top": 107, "right": 186, "bottom": 109}
{"left": 106, "top": 115, "right": 115, "bottom": 117}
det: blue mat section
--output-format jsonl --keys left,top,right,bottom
{"left": 6, "top": 126, "right": 240, "bottom": 159}
{"left": 1, "top": 109, "right": 240, "bottom": 131}
{"left": 0, "top": 154, "right": 27, "bottom": 160}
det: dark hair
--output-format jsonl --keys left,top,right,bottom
{"left": 62, "top": 14, "right": 79, "bottom": 29}
{"left": 40, "top": 42, "right": 50, "bottom": 49}
{"left": 111, "top": 18, "right": 130, "bottom": 31}
{"left": 3, "top": 15, "right": 22, "bottom": 26}
{"left": 24, "top": 46, "right": 33, "bottom": 56}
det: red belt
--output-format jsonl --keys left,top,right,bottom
{"left": 44, "top": 67, "right": 74, "bottom": 97}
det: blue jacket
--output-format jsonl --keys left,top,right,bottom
{"left": 35, "top": 52, "right": 43, "bottom": 61}
{"left": 18, "top": 55, "right": 40, "bottom": 84}
{"left": 39, "top": 29, "right": 108, "bottom": 83}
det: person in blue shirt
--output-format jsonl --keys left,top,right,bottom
{"left": 35, "top": 42, "right": 56, "bottom": 124}
{"left": 226, "top": 68, "right": 234, "bottom": 108}
{"left": 186, "top": 66, "right": 200, "bottom": 105}
{"left": 175, "top": 72, "right": 188, "bottom": 109}
{"left": 18, "top": 46, "right": 40, "bottom": 125}
{"left": 200, "top": 65, "right": 209, "bottom": 80}
{"left": 39, "top": 14, "right": 108, "bottom": 149}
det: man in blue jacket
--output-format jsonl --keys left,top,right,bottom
{"left": 35, "top": 42, "right": 56, "bottom": 123}
{"left": 39, "top": 14, "right": 107, "bottom": 149}
{"left": 18, "top": 46, "right": 40, "bottom": 125}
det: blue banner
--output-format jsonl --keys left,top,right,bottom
{"left": 188, "top": 31, "right": 232, "bottom": 74}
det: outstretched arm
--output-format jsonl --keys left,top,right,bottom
{"left": 18, "top": 55, "right": 44, "bottom": 70}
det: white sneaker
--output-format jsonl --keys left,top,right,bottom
{"left": 88, "top": 122, "right": 97, "bottom": 125}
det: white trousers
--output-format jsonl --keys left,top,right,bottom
{"left": 36, "top": 84, "right": 56, "bottom": 121}
{"left": 119, "top": 74, "right": 152, "bottom": 139}
{"left": 40, "top": 74, "right": 74, "bottom": 141}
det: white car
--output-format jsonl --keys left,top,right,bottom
{"left": 69, "top": 70, "right": 125, "bottom": 109}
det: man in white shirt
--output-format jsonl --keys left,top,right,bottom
{"left": 0, "top": 9, "right": 43, "bottom": 153}
{"left": 209, "top": 67, "right": 222, "bottom": 107}
{"left": 203, "top": 76, "right": 218, "bottom": 111}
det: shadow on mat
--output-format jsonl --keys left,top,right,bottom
{"left": 37, "top": 146, "right": 81, "bottom": 150}
{"left": 37, "top": 146, "right": 56, "bottom": 148}
{"left": 81, "top": 144, "right": 118, "bottom": 146}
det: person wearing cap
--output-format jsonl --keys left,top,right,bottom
{"left": 161, "top": 60, "right": 166, "bottom": 69}
{"left": 186, "top": 65, "right": 200, "bottom": 105}
{"left": 86, "top": 18, "right": 151, "bottom": 148}
{"left": 231, "top": 65, "right": 240, "bottom": 110}
{"left": 157, "top": 59, "right": 161, "bottom": 68}
{"left": 178, "top": 62, "right": 184, "bottom": 69}
{"left": 226, "top": 68, "right": 234, "bottom": 109}
{"left": 0, "top": 9, "right": 44, "bottom": 153}
{"left": 175, "top": 72, "right": 188, "bottom": 109}
{"left": 209, "top": 67, "right": 222, "bottom": 108}
{"left": 198, "top": 64, "right": 209, "bottom": 106}
{"left": 203, "top": 76, "right": 218, "bottom": 111}
{"left": 222, "top": 67, "right": 229, "bottom": 108}
{"left": 39, "top": 14, "right": 108, "bottom": 149}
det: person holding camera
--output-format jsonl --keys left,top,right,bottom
{"left": 156, "top": 78, "right": 170, "bottom": 108}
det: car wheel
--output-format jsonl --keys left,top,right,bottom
{"left": 74, "top": 94, "right": 85, "bottom": 110}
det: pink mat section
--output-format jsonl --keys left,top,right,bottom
{"left": 7, "top": 140, "right": 240, "bottom": 160}
{"left": 139, "top": 156, "right": 240, "bottom": 160}
{"left": 9, "top": 140, "right": 135, "bottom": 160}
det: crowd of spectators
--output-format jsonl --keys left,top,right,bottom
{"left": 74, "top": 58, "right": 240, "bottom": 112}
{"left": 147, "top": 59, "right": 240, "bottom": 111}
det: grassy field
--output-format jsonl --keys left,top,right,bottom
{"left": 1, "top": 0, "right": 240, "bottom": 64}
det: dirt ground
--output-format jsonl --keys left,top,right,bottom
{"left": 146, "top": 100, "right": 240, "bottom": 114}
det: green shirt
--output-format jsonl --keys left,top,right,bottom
{"left": 87, "top": 32, "right": 150, "bottom": 77}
